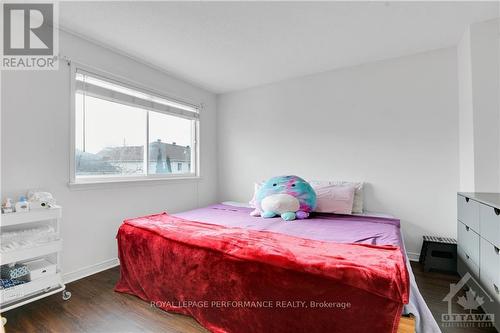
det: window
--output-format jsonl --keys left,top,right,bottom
{"left": 72, "top": 68, "right": 199, "bottom": 183}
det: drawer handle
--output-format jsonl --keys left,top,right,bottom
{"left": 465, "top": 226, "right": 470, "bottom": 232}
{"left": 495, "top": 284, "right": 499, "bottom": 294}
{"left": 495, "top": 246, "right": 500, "bottom": 255}
{"left": 465, "top": 197, "right": 470, "bottom": 203}
{"left": 495, "top": 208, "right": 500, "bottom": 216}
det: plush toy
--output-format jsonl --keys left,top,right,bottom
{"left": 251, "top": 175, "right": 316, "bottom": 221}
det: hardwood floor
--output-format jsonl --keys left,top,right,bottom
{"left": 1, "top": 262, "right": 497, "bottom": 333}
{"left": 3, "top": 267, "right": 208, "bottom": 333}
{"left": 411, "top": 262, "right": 497, "bottom": 333}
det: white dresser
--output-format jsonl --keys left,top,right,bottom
{"left": 457, "top": 192, "right": 500, "bottom": 330}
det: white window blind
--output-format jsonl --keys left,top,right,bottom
{"left": 75, "top": 69, "right": 199, "bottom": 120}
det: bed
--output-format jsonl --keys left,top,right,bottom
{"left": 115, "top": 202, "right": 440, "bottom": 333}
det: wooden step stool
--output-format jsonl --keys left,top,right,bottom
{"left": 419, "top": 236, "right": 457, "bottom": 273}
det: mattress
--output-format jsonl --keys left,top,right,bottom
{"left": 174, "top": 203, "right": 440, "bottom": 333}
{"left": 115, "top": 203, "right": 439, "bottom": 333}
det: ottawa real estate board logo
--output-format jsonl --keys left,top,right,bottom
{"left": 442, "top": 272, "right": 495, "bottom": 329}
{"left": 1, "top": 2, "right": 58, "bottom": 70}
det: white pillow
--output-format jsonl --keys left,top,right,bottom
{"left": 314, "top": 184, "right": 356, "bottom": 214}
{"left": 249, "top": 182, "right": 263, "bottom": 208}
{"left": 309, "top": 180, "right": 364, "bottom": 213}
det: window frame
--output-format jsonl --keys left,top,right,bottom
{"left": 69, "top": 63, "right": 200, "bottom": 186}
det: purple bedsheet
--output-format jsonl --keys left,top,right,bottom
{"left": 175, "top": 204, "right": 402, "bottom": 246}
{"left": 174, "top": 203, "right": 441, "bottom": 333}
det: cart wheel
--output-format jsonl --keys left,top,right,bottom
{"left": 1, "top": 317, "right": 7, "bottom": 326}
{"left": 62, "top": 290, "right": 72, "bottom": 301}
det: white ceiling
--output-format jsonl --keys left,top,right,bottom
{"left": 59, "top": 1, "right": 499, "bottom": 93}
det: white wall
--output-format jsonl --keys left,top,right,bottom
{"left": 457, "top": 26, "right": 475, "bottom": 191}
{"left": 1, "top": 31, "right": 218, "bottom": 282}
{"left": 470, "top": 19, "right": 500, "bottom": 192}
{"left": 457, "top": 18, "right": 500, "bottom": 193}
{"left": 217, "top": 48, "right": 459, "bottom": 258}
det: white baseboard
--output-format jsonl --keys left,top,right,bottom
{"left": 63, "top": 258, "right": 119, "bottom": 284}
{"left": 407, "top": 252, "right": 420, "bottom": 262}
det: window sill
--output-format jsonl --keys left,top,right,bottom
{"left": 68, "top": 175, "right": 201, "bottom": 190}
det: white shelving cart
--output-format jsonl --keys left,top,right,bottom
{"left": 0, "top": 206, "right": 70, "bottom": 314}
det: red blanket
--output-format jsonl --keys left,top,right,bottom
{"left": 115, "top": 212, "right": 409, "bottom": 333}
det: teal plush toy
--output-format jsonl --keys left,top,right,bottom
{"left": 250, "top": 175, "right": 316, "bottom": 221}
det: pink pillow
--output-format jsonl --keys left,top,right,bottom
{"left": 313, "top": 184, "right": 356, "bottom": 214}
{"left": 309, "top": 180, "right": 364, "bottom": 213}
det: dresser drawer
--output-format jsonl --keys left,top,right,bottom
{"left": 480, "top": 298, "right": 500, "bottom": 333}
{"left": 457, "top": 195, "right": 480, "bottom": 232}
{"left": 480, "top": 238, "right": 500, "bottom": 299}
{"left": 457, "top": 221, "right": 480, "bottom": 264}
{"left": 457, "top": 246, "right": 479, "bottom": 278}
{"left": 480, "top": 204, "right": 500, "bottom": 247}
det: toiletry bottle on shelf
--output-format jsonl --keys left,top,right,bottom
{"left": 1, "top": 198, "right": 14, "bottom": 214}
{"left": 15, "top": 196, "right": 30, "bottom": 212}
